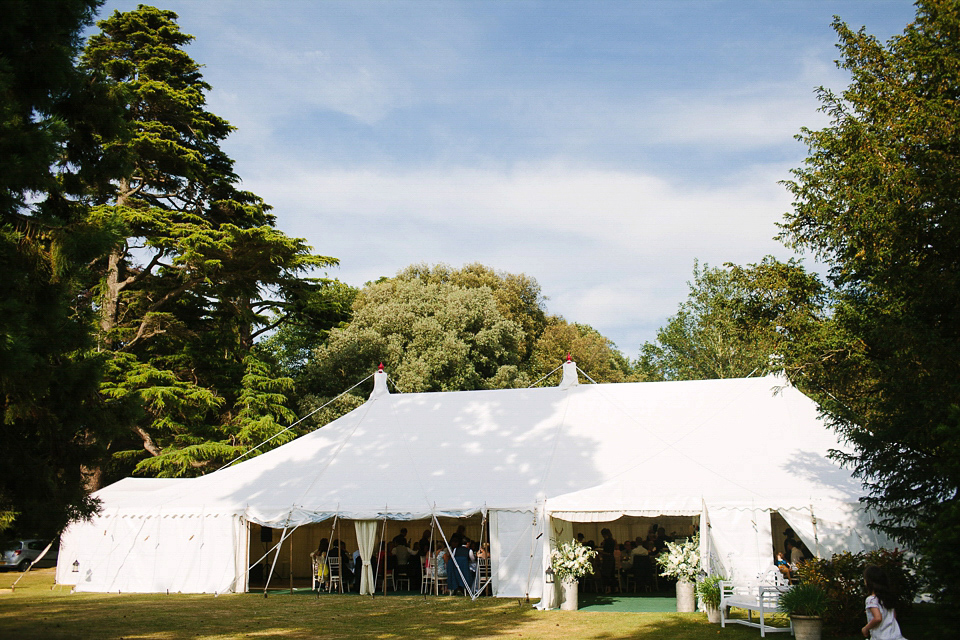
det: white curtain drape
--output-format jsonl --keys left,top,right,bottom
{"left": 355, "top": 520, "right": 377, "bottom": 595}
{"left": 708, "top": 507, "right": 773, "bottom": 582}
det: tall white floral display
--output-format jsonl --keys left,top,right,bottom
{"left": 550, "top": 539, "right": 597, "bottom": 611}
{"left": 656, "top": 534, "right": 701, "bottom": 613}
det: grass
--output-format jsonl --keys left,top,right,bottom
{"left": 0, "top": 569, "right": 945, "bottom": 639}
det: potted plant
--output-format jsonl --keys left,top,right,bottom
{"left": 778, "top": 582, "right": 829, "bottom": 640}
{"left": 696, "top": 574, "right": 724, "bottom": 623}
{"left": 656, "top": 533, "right": 700, "bottom": 612}
{"left": 550, "top": 539, "right": 597, "bottom": 610}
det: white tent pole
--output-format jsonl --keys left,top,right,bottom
{"left": 217, "top": 526, "right": 283, "bottom": 596}
{"left": 523, "top": 506, "right": 540, "bottom": 602}
{"left": 470, "top": 507, "right": 491, "bottom": 600}
{"left": 326, "top": 510, "right": 340, "bottom": 593}
{"left": 371, "top": 512, "right": 387, "bottom": 597}
{"left": 9, "top": 539, "right": 55, "bottom": 591}
{"left": 382, "top": 516, "right": 388, "bottom": 595}
{"left": 810, "top": 503, "right": 821, "bottom": 558}
{"left": 424, "top": 506, "right": 439, "bottom": 597}
{"left": 263, "top": 526, "right": 289, "bottom": 596}
{"left": 432, "top": 513, "right": 474, "bottom": 598}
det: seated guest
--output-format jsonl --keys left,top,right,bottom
{"left": 310, "top": 539, "right": 329, "bottom": 587}
{"left": 392, "top": 527, "right": 409, "bottom": 547}
{"left": 775, "top": 551, "right": 791, "bottom": 580}
{"left": 631, "top": 541, "right": 650, "bottom": 561}
{"left": 477, "top": 542, "right": 490, "bottom": 559}
{"left": 393, "top": 540, "right": 414, "bottom": 568}
{"left": 433, "top": 542, "right": 448, "bottom": 579}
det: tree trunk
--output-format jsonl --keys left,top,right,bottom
{"left": 99, "top": 248, "right": 123, "bottom": 347}
{"left": 80, "top": 464, "right": 103, "bottom": 493}
{"left": 99, "top": 181, "right": 131, "bottom": 349}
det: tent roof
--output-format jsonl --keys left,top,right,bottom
{"left": 98, "top": 372, "right": 864, "bottom": 526}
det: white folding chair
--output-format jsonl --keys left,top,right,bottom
{"left": 327, "top": 555, "right": 343, "bottom": 593}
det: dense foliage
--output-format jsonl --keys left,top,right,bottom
{"left": 77, "top": 6, "right": 345, "bottom": 482}
{"left": 796, "top": 549, "right": 920, "bottom": 634}
{"left": 0, "top": 0, "right": 115, "bottom": 543}
{"left": 780, "top": 0, "right": 960, "bottom": 606}
{"left": 777, "top": 581, "right": 829, "bottom": 618}
{"left": 296, "top": 262, "right": 633, "bottom": 427}
{"left": 637, "top": 258, "right": 825, "bottom": 381}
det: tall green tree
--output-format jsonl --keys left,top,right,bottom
{"left": 80, "top": 6, "right": 339, "bottom": 482}
{"left": 0, "top": 0, "right": 117, "bottom": 541}
{"left": 532, "top": 317, "right": 633, "bottom": 383}
{"left": 636, "top": 258, "right": 824, "bottom": 381}
{"left": 299, "top": 263, "right": 630, "bottom": 426}
{"left": 780, "top": 0, "right": 960, "bottom": 605}
{"left": 397, "top": 263, "right": 549, "bottom": 363}
{"left": 304, "top": 274, "right": 528, "bottom": 398}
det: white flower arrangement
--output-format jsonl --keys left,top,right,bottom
{"left": 656, "top": 533, "right": 701, "bottom": 583}
{"left": 550, "top": 539, "right": 597, "bottom": 583}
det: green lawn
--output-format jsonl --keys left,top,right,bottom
{"left": 0, "top": 569, "right": 944, "bottom": 639}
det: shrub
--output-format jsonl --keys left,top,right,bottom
{"left": 696, "top": 574, "right": 723, "bottom": 608}
{"left": 779, "top": 582, "right": 829, "bottom": 617}
{"left": 796, "top": 548, "right": 920, "bottom": 635}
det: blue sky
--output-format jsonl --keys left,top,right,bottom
{"left": 95, "top": 0, "right": 918, "bottom": 357}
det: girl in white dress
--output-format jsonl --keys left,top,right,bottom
{"left": 861, "top": 565, "right": 906, "bottom": 639}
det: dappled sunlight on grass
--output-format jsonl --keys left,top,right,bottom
{"left": 0, "top": 569, "right": 945, "bottom": 639}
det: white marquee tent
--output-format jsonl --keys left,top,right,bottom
{"left": 57, "top": 361, "right": 891, "bottom": 598}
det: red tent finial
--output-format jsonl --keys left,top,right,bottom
{"left": 378, "top": 362, "right": 384, "bottom": 372}
{"left": 566, "top": 352, "right": 571, "bottom": 362}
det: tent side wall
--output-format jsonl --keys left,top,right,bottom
{"left": 779, "top": 503, "right": 895, "bottom": 560}
{"left": 706, "top": 506, "right": 774, "bottom": 581}
{"left": 57, "top": 511, "right": 245, "bottom": 594}
{"left": 490, "top": 509, "right": 542, "bottom": 599}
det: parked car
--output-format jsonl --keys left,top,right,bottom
{"left": 0, "top": 539, "right": 59, "bottom": 572}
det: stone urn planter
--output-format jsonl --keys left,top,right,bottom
{"left": 704, "top": 603, "right": 721, "bottom": 623}
{"left": 560, "top": 579, "right": 579, "bottom": 611}
{"left": 696, "top": 575, "right": 724, "bottom": 623}
{"left": 676, "top": 580, "right": 696, "bottom": 612}
{"left": 778, "top": 581, "right": 827, "bottom": 640}
{"left": 790, "top": 615, "right": 822, "bottom": 640}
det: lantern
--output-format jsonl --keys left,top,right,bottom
{"left": 545, "top": 565, "right": 555, "bottom": 584}
{"left": 72, "top": 560, "right": 79, "bottom": 573}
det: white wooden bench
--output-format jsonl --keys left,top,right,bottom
{"left": 719, "top": 580, "right": 793, "bottom": 637}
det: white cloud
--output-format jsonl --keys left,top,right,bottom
{"left": 247, "top": 162, "right": 799, "bottom": 355}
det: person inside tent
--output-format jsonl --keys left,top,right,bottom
{"left": 352, "top": 547, "right": 362, "bottom": 592}
{"left": 775, "top": 551, "right": 791, "bottom": 581}
{"left": 393, "top": 537, "right": 414, "bottom": 589}
{"left": 783, "top": 528, "right": 799, "bottom": 555}
{"left": 331, "top": 539, "right": 353, "bottom": 587}
{"left": 310, "top": 539, "right": 329, "bottom": 589}
{"left": 598, "top": 528, "right": 615, "bottom": 592}
{"left": 446, "top": 534, "right": 475, "bottom": 595}
{"left": 392, "top": 528, "right": 409, "bottom": 547}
